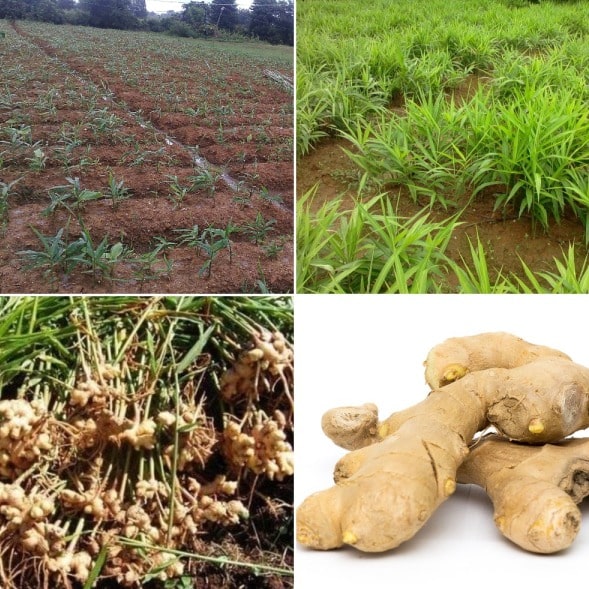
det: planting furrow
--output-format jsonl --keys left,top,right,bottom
{"left": 16, "top": 21, "right": 294, "bottom": 202}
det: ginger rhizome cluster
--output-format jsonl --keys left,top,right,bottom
{"left": 220, "top": 329, "right": 294, "bottom": 482}
{"left": 297, "top": 332, "right": 589, "bottom": 555}
{"left": 0, "top": 297, "right": 294, "bottom": 589}
{"left": 0, "top": 399, "right": 53, "bottom": 478}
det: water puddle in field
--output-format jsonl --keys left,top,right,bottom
{"left": 220, "top": 172, "right": 240, "bottom": 191}
{"left": 135, "top": 120, "right": 288, "bottom": 211}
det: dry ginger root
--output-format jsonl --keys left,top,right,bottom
{"left": 457, "top": 434, "right": 589, "bottom": 554}
{"left": 297, "top": 333, "right": 589, "bottom": 553}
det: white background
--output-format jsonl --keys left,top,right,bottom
{"left": 295, "top": 295, "right": 589, "bottom": 588}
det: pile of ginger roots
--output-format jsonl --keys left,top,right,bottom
{"left": 297, "top": 332, "right": 589, "bottom": 555}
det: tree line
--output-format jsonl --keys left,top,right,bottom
{"left": 0, "top": 0, "right": 294, "bottom": 45}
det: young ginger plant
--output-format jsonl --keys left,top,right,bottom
{"left": 457, "top": 434, "right": 589, "bottom": 554}
{"left": 297, "top": 333, "right": 589, "bottom": 553}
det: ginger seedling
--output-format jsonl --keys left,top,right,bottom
{"left": 457, "top": 434, "right": 589, "bottom": 554}
{"left": 297, "top": 333, "right": 589, "bottom": 553}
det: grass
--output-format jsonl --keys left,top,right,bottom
{"left": 297, "top": 0, "right": 589, "bottom": 293}
{"left": 297, "top": 188, "right": 457, "bottom": 293}
{"left": 340, "top": 84, "right": 589, "bottom": 230}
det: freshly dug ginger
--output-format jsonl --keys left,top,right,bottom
{"left": 298, "top": 337, "right": 589, "bottom": 553}
{"left": 457, "top": 434, "right": 589, "bottom": 554}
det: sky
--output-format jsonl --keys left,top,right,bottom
{"left": 146, "top": 0, "right": 253, "bottom": 13}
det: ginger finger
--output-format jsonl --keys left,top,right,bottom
{"left": 457, "top": 435, "right": 589, "bottom": 553}
{"left": 321, "top": 403, "right": 379, "bottom": 451}
{"left": 297, "top": 357, "right": 589, "bottom": 552}
{"left": 322, "top": 333, "right": 579, "bottom": 450}
{"left": 424, "top": 332, "right": 570, "bottom": 388}
{"left": 298, "top": 387, "right": 480, "bottom": 552}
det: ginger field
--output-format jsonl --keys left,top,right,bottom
{"left": 297, "top": 0, "right": 589, "bottom": 293}
{"left": 0, "top": 22, "right": 293, "bottom": 294}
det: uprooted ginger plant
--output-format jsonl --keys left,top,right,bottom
{"left": 0, "top": 296, "right": 294, "bottom": 588}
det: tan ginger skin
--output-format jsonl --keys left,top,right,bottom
{"left": 297, "top": 333, "right": 589, "bottom": 553}
{"left": 458, "top": 435, "right": 589, "bottom": 554}
{"left": 424, "top": 332, "right": 571, "bottom": 388}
